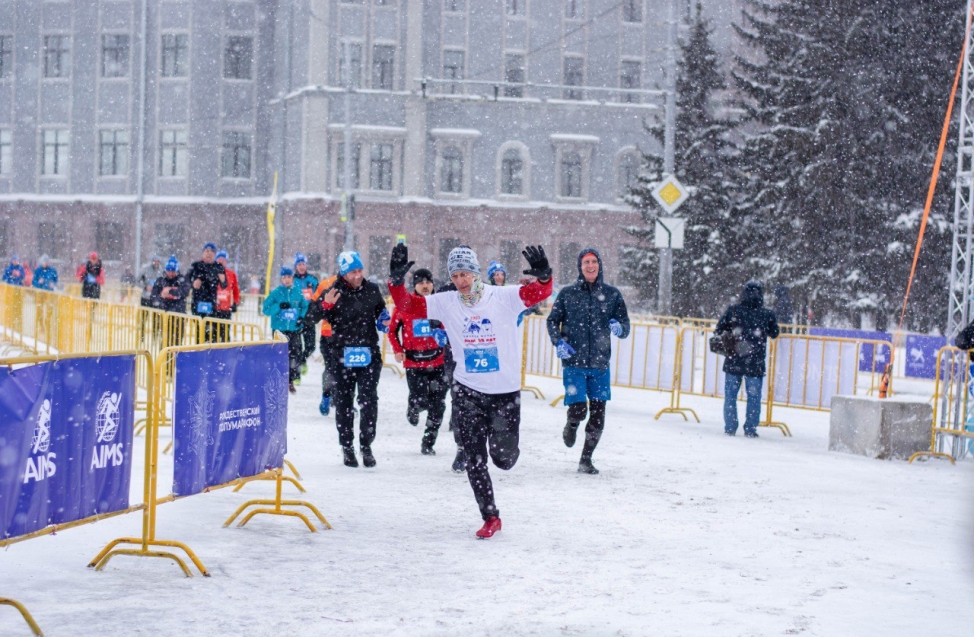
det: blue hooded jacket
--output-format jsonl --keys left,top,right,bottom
{"left": 32, "top": 265, "right": 59, "bottom": 290}
{"left": 546, "top": 248, "right": 631, "bottom": 370}
{"left": 2, "top": 262, "right": 26, "bottom": 286}
{"left": 716, "top": 280, "right": 780, "bottom": 377}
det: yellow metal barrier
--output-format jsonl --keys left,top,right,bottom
{"left": 91, "top": 336, "right": 328, "bottom": 578}
{"left": 909, "top": 346, "right": 973, "bottom": 464}
{"left": 0, "top": 350, "right": 151, "bottom": 637}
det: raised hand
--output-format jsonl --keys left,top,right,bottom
{"left": 522, "top": 245, "right": 552, "bottom": 282}
{"left": 323, "top": 287, "right": 341, "bottom": 305}
{"left": 389, "top": 243, "right": 415, "bottom": 286}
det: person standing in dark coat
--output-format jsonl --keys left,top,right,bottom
{"left": 317, "top": 250, "right": 388, "bottom": 468}
{"left": 77, "top": 252, "right": 104, "bottom": 299}
{"left": 774, "top": 284, "right": 794, "bottom": 328}
{"left": 185, "top": 242, "right": 227, "bottom": 342}
{"left": 716, "top": 280, "right": 780, "bottom": 437}
{"left": 546, "top": 248, "right": 630, "bottom": 474}
{"left": 150, "top": 256, "right": 189, "bottom": 313}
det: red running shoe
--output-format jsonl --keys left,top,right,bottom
{"left": 476, "top": 516, "right": 502, "bottom": 539}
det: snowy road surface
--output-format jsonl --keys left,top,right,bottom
{"left": 2, "top": 360, "right": 972, "bottom": 636}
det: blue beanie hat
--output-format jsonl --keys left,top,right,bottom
{"left": 165, "top": 256, "right": 179, "bottom": 272}
{"left": 280, "top": 265, "right": 294, "bottom": 277}
{"left": 11, "top": 253, "right": 19, "bottom": 261}
{"left": 215, "top": 249, "right": 228, "bottom": 261}
{"left": 448, "top": 245, "right": 480, "bottom": 275}
{"left": 203, "top": 242, "right": 217, "bottom": 252}
{"left": 486, "top": 260, "right": 506, "bottom": 283}
{"left": 294, "top": 252, "right": 307, "bottom": 266}
{"left": 337, "top": 251, "right": 364, "bottom": 276}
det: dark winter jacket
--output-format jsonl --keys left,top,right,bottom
{"left": 185, "top": 259, "right": 227, "bottom": 315}
{"left": 546, "top": 248, "right": 631, "bottom": 370}
{"left": 774, "top": 285, "right": 794, "bottom": 326}
{"left": 716, "top": 281, "right": 780, "bottom": 377}
{"left": 955, "top": 319, "right": 974, "bottom": 360}
{"left": 318, "top": 276, "right": 387, "bottom": 356}
{"left": 150, "top": 274, "right": 190, "bottom": 313}
{"left": 78, "top": 260, "right": 104, "bottom": 299}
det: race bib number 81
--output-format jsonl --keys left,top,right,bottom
{"left": 344, "top": 347, "right": 372, "bottom": 367}
{"left": 463, "top": 347, "right": 500, "bottom": 373}
{"left": 412, "top": 319, "right": 431, "bottom": 337}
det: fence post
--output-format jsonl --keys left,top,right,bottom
{"left": 760, "top": 338, "right": 791, "bottom": 436}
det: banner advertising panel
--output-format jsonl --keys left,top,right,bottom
{"left": 773, "top": 337, "right": 857, "bottom": 408}
{"left": 808, "top": 328, "right": 892, "bottom": 372}
{"left": 904, "top": 334, "right": 947, "bottom": 379}
{"left": 172, "top": 343, "right": 289, "bottom": 496}
{"left": 0, "top": 355, "right": 135, "bottom": 539}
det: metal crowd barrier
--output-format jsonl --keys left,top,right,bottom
{"left": 909, "top": 346, "right": 974, "bottom": 464}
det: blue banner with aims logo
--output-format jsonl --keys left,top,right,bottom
{"left": 0, "top": 355, "right": 135, "bottom": 540}
{"left": 172, "top": 344, "right": 289, "bottom": 497}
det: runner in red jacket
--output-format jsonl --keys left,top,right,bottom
{"left": 388, "top": 268, "right": 451, "bottom": 455}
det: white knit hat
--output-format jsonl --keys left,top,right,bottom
{"left": 448, "top": 245, "right": 480, "bottom": 275}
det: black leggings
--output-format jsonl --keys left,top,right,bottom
{"left": 567, "top": 400, "right": 606, "bottom": 459}
{"left": 453, "top": 383, "right": 521, "bottom": 520}
{"left": 329, "top": 351, "right": 382, "bottom": 449}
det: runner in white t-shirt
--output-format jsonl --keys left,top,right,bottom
{"left": 388, "top": 242, "right": 552, "bottom": 539}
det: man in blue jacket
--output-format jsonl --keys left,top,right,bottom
{"left": 546, "top": 248, "right": 630, "bottom": 474}
{"left": 2, "top": 254, "right": 25, "bottom": 286}
{"left": 31, "top": 255, "right": 58, "bottom": 290}
{"left": 292, "top": 252, "right": 320, "bottom": 374}
{"left": 715, "top": 280, "right": 779, "bottom": 438}
{"left": 263, "top": 265, "right": 309, "bottom": 393}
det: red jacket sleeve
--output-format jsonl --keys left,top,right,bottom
{"left": 229, "top": 270, "right": 240, "bottom": 304}
{"left": 388, "top": 281, "right": 428, "bottom": 317}
{"left": 388, "top": 309, "right": 405, "bottom": 355}
{"left": 519, "top": 278, "right": 553, "bottom": 307}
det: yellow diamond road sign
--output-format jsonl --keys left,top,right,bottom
{"left": 651, "top": 175, "right": 689, "bottom": 214}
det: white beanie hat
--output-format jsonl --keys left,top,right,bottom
{"left": 448, "top": 245, "right": 480, "bottom": 275}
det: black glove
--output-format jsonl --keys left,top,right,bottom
{"left": 389, "top": 243, "right": 415, "bottom": 287}
{"left": 231, "top": 303, "right": 238, "bottom": 312}
{"left": 522, "top": 245, "right": 552, "bottom": 282}
{"left": 279, "top": 302, "right": 291, "bottom": 309}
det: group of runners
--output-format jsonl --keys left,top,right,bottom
{"left": 265, "top": 242, "right": 632, "bottom": 539}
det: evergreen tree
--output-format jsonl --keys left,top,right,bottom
{"left": 622, "top": 3, "right": 740, "bottom": 317}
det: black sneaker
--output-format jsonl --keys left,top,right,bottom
{"left": 744, "top": 431, "right": 759, "bottom": 438}
{"left": 724, "top": 431, "right": 736, "bottom": 437}
{"left": 342, "top": 447, "right": 358, "bottom": 468}
{"left": 578, "top": 458, "right": 599, "bottom": 475}
{"left": 421, "top": 443, "right": 436, "bottom": 456}
{"left": 407, "top": 406, "right": 420, "bottom": 426}
{"left": 563, "top": 422, "right": 579, "bottom": 448}
{"left": 361, "top": 446, "right": 376, "bottom": 468}
{"left": 451, "top": 449, "right": 466, "bottom": 473}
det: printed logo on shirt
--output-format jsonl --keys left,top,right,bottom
{"left": 461, "top": 316, "right": 500, "bottom": 373}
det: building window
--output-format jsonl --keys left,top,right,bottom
{"left": 372, "top": 45, "right": 395, "bottom": 90}
{"left": 506, "top": 0, "right": 526, "bottom": 16}
{"left": 336, "top": 142, "right": 361, "bottom": 189}
{"left": 560, "top": 151, "right": 583, "bottom": 198}
{"left": 102, "top": 34, "right": 130, "bottom": 78}
{"left": 0, "top": 129, "right": 10, "bottom": 176}
{"left": 96, "top": 222, "right": 125, "bottom": 262}
{"left": 159, "top": 129, "right": 187, "bottom": 177}
{"left": 224, "top": 36, "right": 253, "bottom": 80}
{"left": 43, "top": 36, "right": 70, "bottom": 78}
{"left": 0, "top": 35, "right": 13, "bottom": 79}
{"left": 444, "top": 0, "right": 465, "bottom": 12}
{"left": 504, "top": 54, "right": 524, "bottom": 98}
{"left": 618, "top": 150, "right": 641, "bottom": 198}
{"left": 559, "top": 242, "right": 581, "bottom": 284}
{"left": 368, "top": 235, "right": 393, "bottom": 277}
{"left": 159, "top": 130, "right": 187, "bottom": 177}
{"left": 565, "top": 0, "right": 582, "bottom": 19}
{"left": 620, "top": 60, "right": 641, "bottom": 103}
{"left": 500, "top": 241, "right": 521, "bottom": 275}
{"left": 222, "top": 131, "right": 252, "bottom": 179}
{"left": 563, "top": 57, "right": 583, "bottom": 100}
{"left": 41, "top": 129, "right": 69, "bottom": 176}
{"left": 439, "top": 237, "right": 461, "bottom": 280}
{"left": 154, "top": 223, "right": 184, "bottom": 258}
{"left": 161, "top": 34, "right": 189, "bottom": 77}
{"left": 442, "top": 50, "right": 464, "bottom": 94}
{"left": 339, "top": 41, "right": 363, "bottom": 88}
{"left": 369, "top": 143, "right": 394, "bottom": 191}
{"left": 500, "top": 148, "right": 523, "bottom": 195}
{"left": 99, "top": 129, "right": 129, "bottom": 177}
{"left": 37, "top": 222, "right": 65, "bottom": 260}
{"left": 440, "top": 146, "right": 463, "bottom": 194}
{"left": 219, "top": 225, "right": 254, "bottom": 272}
{"left": 622, "top": 0, "right": 642, "bottom": 23}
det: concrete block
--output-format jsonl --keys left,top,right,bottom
{"left": 829, "top": 396, "right": 932, "bottom": 460}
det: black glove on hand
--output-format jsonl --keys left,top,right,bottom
{"left": 389, "top": 243, "right": 415, "bottom": 287}
{"left": 522, "top": 245, "right": 552, "bottom": 282}
{"left": 279, "top": 302, "right": 291, "bottom": 310}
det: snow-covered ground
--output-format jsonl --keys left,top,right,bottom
{"left": 2, "top": 358, "right": 972, "bottom": 636}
